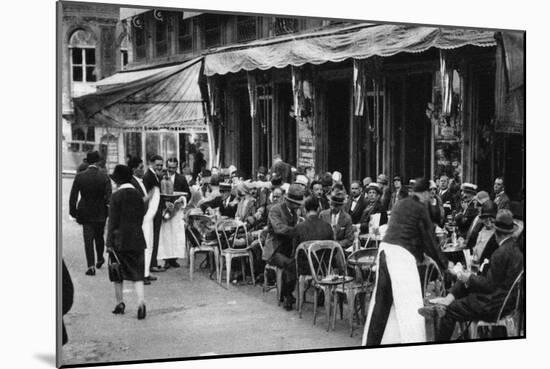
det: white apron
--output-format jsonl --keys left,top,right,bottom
{"left": 157, "top": 197, "right": 188, "bottom": 261}
{"left": 142, "top": 187, "right": 160, "bottom": 277}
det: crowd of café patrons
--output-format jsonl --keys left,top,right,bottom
{"left": 69, "top": 150, "right": 524, "bottom": 345}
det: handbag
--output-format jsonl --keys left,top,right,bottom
{"left": 108, "top": 249, "right": 123, "bottom": 283}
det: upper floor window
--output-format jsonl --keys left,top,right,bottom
{"left": 133, "top": 16, "right": 146, "bottom": 60}
{"left": 274, "top": 17, "right": 299, "bottom": 36}
{"left": 69, "top": 30, "right": 97, "bottom": 82}
{"left": 178, "top": 17, "right": 193, "bottom": 53}
{"left": 236, "top": 16, "right": 257, "bottom": 42}
{"left": 155, "top": 18, "right": 168, "bottom": 57}
{"left": 203, "top": 14, "right": 222, "bottom": 49}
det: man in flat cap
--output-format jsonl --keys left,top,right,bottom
{"left": 69, "top": 151, "right": 112, "bottom": 276}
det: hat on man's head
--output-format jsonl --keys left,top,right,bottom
{"left": 479, "top": 200, "right": 497, "bottom": 219}
{"left": 330, "top": 191, "right": 347, "bottom": 205}
{"left": 429, "top": 180, "right": 438, "bottom": 190}
{"left": 494, "top": 209, "right": 518, "bottom": 234}
{"left": 332, "top": 171, "right": 342, "bottom": 182}
{"left": 408, "top": 179, "right": 417, "bottom": 189}
{"left": 377, "top": 174, "right": 389, "bottom": 185}
{"left": 294, "top": 174, "right": 309, "bottom": 187}
{"left": 110, "top": 164, "right": 132, "bottom": 184}
{"left": 228, "top": 165, "right": 237, "bottom": 174}
{"left": 461, "top": 183, "right": 478, "bottom": 195}
{"left": 285, "top": 183, "right": 305, "bottom": 205}
{"left": 393, "top": 176, "right": 402, "bottom": 182}
{"left": 412, "top": 178, "right": 430, "bottom": 193}
{"left": 475, "top": 191, "right": 491, "bottom": 205}
{"left": 257, "top": 166, "right": 267, "bottom": 175}
{"left": 366, "top": 183, "right": 382, "bottom": 195}
{"left": 86, "top": 150, "right": 101, "bottom": 164}
{"left": 219, "top": 182, "right": 232, "bottom": 192}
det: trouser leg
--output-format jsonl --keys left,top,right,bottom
{"left": 82, "top": 223, "right": 95, "bottom": 268}
{"left": 93, "top": 222, "right": 106, "bottom": 263}
{"left": 269, "top": 252, "right": 296, "bottom": 298}
{"left": 437, "top": 297, "right": 479, "bottom": 342}
{"left": 365, "top": 250, "right": 393, "bottom": 346}
{"left": 151, "top": 214, "right": 161, "bottom": 268}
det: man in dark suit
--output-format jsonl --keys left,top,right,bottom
{"left": 69, "top": 151, "right": 112, "bottom": 275}
{"left": 320, "top": 191, "right": 355, "bottom": 250}
{"left": 389, "top": 176, "right": 408, "bottom": 211}
{"left": 439, "top": 175, "right": 458, "bottom": 214}
{"left": 345, "top": 180, "right": 368, "bottom": 224}
{"left": 200, "top": 182, "right": 238, "bottom": 218}
{"left": 263, "top": 184, "right": 304, "bottom": 310}
{"left": 493, "top": 177, "right": 511, "bottom": 210}
{"left": 142, "top": 154, "right": 165, "bottom": 273}
{"left": 419, "top": 210, "right": 523, "bottom": 342}
{"left": 163, "top": 158, "right": 191, "bottom": 269}
{"left": 311, "top": 180, "right": 329, "bottom": 211}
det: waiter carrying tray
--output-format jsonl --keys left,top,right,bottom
{"left": 362, "top": 178, "right": 451, "bottom": 346}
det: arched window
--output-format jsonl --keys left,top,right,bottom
{"left": 69, "top": 29, "right": 97, "bottom": 82}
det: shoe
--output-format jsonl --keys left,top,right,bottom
{"left": 85, "top": 267, "right": 96, "bottom": 276}
{"left": 170, "top": 260, "right": 181, "bottom": 268}
{"left": 112, "top": 302, "right": 125, "bottom": 314}
{"left": 137, "top": 304, "right": 146, "bottom": 320}
{"left": 283, "top": 297, "right": 294, "bottom": 311}
{"left": 163, "top": 263, "right": 171, "bottom": 270}
{"left": 146, "top": 275, "right": 157, "bottom": 281}
{"left": 150, "top": 266, "right": 166, "bottom": 273}
{"left": 287, "top": 294, "right": 296, "bottom": 305}
{"left": 96, "top": 259, "right": 105, "bottom": 269}
{"left": 418, "top": 304, "right": 447, "bottom": 319}
{"left": 144, "top": 279, "right": 151, "bottom": 285}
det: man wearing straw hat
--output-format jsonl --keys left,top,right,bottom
{"left": 419, "top": 209, "right": 523, "bottom": 341}
{"left": 263, "top": 183, "right": 305, "bottom": 311}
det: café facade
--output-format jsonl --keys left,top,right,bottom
{"left": 203, "top": 23, "right": 524, "bottom": 199}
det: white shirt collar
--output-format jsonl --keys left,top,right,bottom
{"left": 118, "top": 183, "right": 135, "bottom": 190}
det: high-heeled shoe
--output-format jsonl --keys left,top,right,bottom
{"left": 137, "top": 304, "right": 146, "bottom": 320}
{"left": 112, "top": 302, "right": 125, "bottom": 314}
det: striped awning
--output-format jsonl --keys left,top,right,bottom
{"left": 74, "top": 57, "right": 207, "bottom": 131}
{"left": 204, "top": 23, "right": 497, "bottom": 76}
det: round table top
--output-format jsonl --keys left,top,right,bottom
{"left": 348, "top": 255, "right": 376, "bottom": 266}
{"left": 161, "top": 191, "right": 188, "bottom": 198}
{"left": 318, "top": 275, "right": 354, "bottom": 285}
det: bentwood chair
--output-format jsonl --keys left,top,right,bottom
{"left": 186, "top": 220, "right": 220, "bottom": 282}
{"left": 255, "top": 230, "right": 284, "bottom": 304}
{"left": 340, "top": 247, "right": 378, "bottom": 336}
{"left": 216, "top": 219, "right": 256, "bottom": 289}
{"left": 470, "top": 270, "right": 525, "bottom": 339}
{"left": 306, "top": 240, "right": 353, "bottom": 331}
{"left": 294, "top": 241, "right": 317, "bottom": 317}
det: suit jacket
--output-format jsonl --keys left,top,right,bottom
{"left": 69, "top": 166, "right": 112, "bottom": 223}
{"left": 142, "top": 169, "right": 161, "bottom": 216}
{"left": 455, "top": 200, "right": 479, "bottom": 237}
{"left": 293, "top": 215, "right": 335, "bottom": 275}
{"left": 358, "top": 200, "right": 388, "bottom": 234}
{"left": 389, "top": 188, "right": 408, "bottom": 211}
{"left": 345, "top": 195, "right": 368, "bottom": 224}
{"left": 440, "top": 188, "right": 458, "bottom": 212}
{"left": 383, "top": 195, "right": 448, "bottom": 270}
{"left": 319, "top": 209, "right": 355, "bottom": 249}
{"left": 130, "top": 177, "right": 146, "bottom": 197}
{"left": 494, "top": 192, "right": 511, "bottom": 210}
{"left": 449, "top": 237, "right": 523, "bottom": 321}
{"left": 379, "top": 185, "right": 391, "bottom": 212}
{"left": 199, "top": 195, "right": 238, "bottom": 218}
{"left": 263, "top": 202, "right": 298, "bottom": 260}
{"left": 106, "top": 185, "right": 146, "bottom": 253}
{"left": 172, "top": 173, "right": 191, "bottom": 201}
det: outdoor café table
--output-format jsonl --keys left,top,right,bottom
{"left": 317, "top": 275, "right": 354, "bottom": 331}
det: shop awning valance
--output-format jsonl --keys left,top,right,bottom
{"left": 74, "top": 57, "right": 207, "bottom": 130}
{"left": 203, "top": 23, "right": 496, "bottom": 76}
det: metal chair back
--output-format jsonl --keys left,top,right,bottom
{"left": 306, "top": 240, "right": 347, "bottom": 283}
{"left": 215, "top": 219, "right": 249, "bottom": 251}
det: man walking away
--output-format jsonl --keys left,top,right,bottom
{"left": 69, "top": 151, "right": 112, "bottom": 275}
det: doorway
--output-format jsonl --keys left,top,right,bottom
{"left": 326, "top": 80, "right": 351, "bottom": 185}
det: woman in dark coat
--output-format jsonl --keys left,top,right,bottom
{"left": 106, "top": 165, "right": 147, "bottom": 320}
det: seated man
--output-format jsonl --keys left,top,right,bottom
{"left": 454, "top": 183, "right": 479, "bottom": 238}
{"left": 200, "top": 182, "right": 238, "bottom": 218}
{"left": 358, "top": 183, "right": 388, "bottom": 235}
{"left": 320, "top": 191, "right": 355, "bottom": 250}
{"left": 263, "top": 184, "right": 304, "bottom": 310}
{"left": 418, "top": 210, "right": 524, "bottom": 341}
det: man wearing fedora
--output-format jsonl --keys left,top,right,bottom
{"left": 455, "top": 183, "right": 479, "bottom": 238}
{"left": 389, "top": 176, "right": 408, "bottom": 211}
{"left": 345, "top": 180, "right": 368, "bottom": 224}
{"left": 263, "top": 183, "right": 305, "bottom": 310}
{"left": 466, "top": 200, "right": 499, "bottom": 263}
{"left": 376, "top": 174, "right": 391, "bottom": 212}
{"left": 69, "top": 151, "right": 112, "bottom": 276}
{"left": 320, "top": 191, "right": 354, "bottom": 250}
{"left": 419, "top": 209, "right": 524, "bottom": 341}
